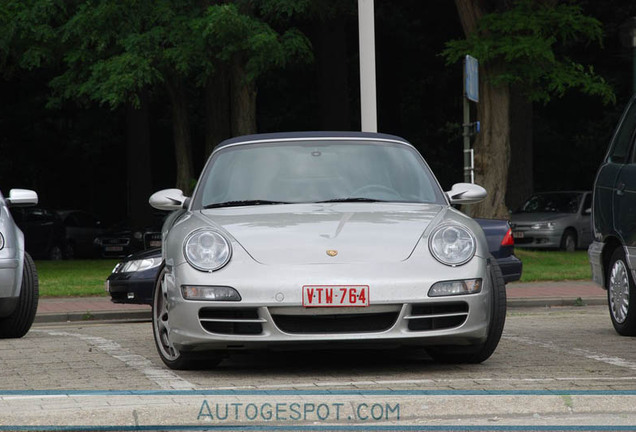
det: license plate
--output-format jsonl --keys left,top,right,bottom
{"left": 513, "top": 232, "right": 524, "bottom": 239}
{"left": 149, "top": 241, "right": 161, "bottom": 247}
{"left": 302, "top": 285, "right": 369, "bottom": 307}
{"left": 105, "top": 246, "right": 124, "bottom": 252}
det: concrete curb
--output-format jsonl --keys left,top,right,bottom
{"left": 35, "top": 310, "right": 151, "bottom": 324}
{"left": 506, "top": 297, "right": 606, "bottom": 308}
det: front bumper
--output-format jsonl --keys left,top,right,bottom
{"left": 513, "top": 229, "right": 561, "bottom": 249}
{"left": 106, "top": 271, "right": 156, "bottom": 305}
{"left": 163, "top": 257, "right": 493, "bottom": 353}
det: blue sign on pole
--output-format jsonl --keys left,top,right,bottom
{"left": 465, "top": 55, "right": 479, "bottom": 103}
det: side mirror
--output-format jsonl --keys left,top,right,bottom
{"left": 149, "top": 189, "right": 188, "bottom": 211}
{"left": 584, "top": 208, "right": 592, "bottom": 215}
{"left": 6, "top": 189, "right": 38, "bottom": 207}
{"left": 445, "top": 183, "right": 487, "bottom": 205}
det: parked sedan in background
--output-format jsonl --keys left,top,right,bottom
{"left": 106, "top": 248, "right": 162, "bottom": 305}
{"left": 57, "top": 210, "right": 104, "bottom": 258}
{"left": 10, "top": 207, "right": 69, "bottom": 260}
{"left": 510, "top": 191, "right": 593, "bottom": 252}
{"left": 94, "top": 213, "right": 165, "bottom": 258}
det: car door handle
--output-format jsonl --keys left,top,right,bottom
{"left": 617, "top": 182, "right": 625, "bottom": 196}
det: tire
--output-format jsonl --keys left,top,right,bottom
{"left": 560, "top": 230, "right": 577, "bottom": 252}
{"left": 152, "top": 267, "right": 223, "bottom": 370}
{"left": 606, "top": 248, "right": 636, "bottom": 336}
{"left": 0, "top": 252, "right": 39, "bottom": 338}
{"left": 427, "top": 257, "right": 507, "bottom": 364}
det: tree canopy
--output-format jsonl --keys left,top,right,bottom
{"left": 443, "top": 0, "right": 615, "bottom": 105}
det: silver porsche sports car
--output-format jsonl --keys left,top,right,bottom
{"left": 149, "top": 132, "right": 506, "bottom": 370}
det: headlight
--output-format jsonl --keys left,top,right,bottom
{"left": 0, "top": 232, "right": 4, "bottom": 250}
{"left": 429, "top": 224, "right": 476, "bottom": 266}
{"left": 118, "top": 257, "right": 162, "bottom": 273}
{"left": 183, "top": 229, "right": 231, "bottom": 272}
{"left": 531, "top": 222, "right": 556, "bottom": 230}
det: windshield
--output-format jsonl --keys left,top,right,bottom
{"left": 192, "top": 140, "right": 446, "bottom": 209}
{"left": 517, "top": 193, "right": 581, "bottom": 214}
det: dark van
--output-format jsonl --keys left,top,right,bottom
{"left": 589, "top": 95, "right": 636, "bottom": 336}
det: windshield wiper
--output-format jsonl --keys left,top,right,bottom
{"left": 315, "top": 197, "right": 386, "bottom": 203}
{"left": 204, "top": 200, "right": 290, "bottom": 209}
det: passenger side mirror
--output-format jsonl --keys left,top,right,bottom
{"left": 149, "top": 189, "right": 189, "bottom": 211}
{"left": 6, "top": 189, "right": 38, "bottom": 207}
{"left": 445, "top": 183, "right": 487, "bottom": 205}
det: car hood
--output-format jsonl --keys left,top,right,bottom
{"left": 511, "top": 212, "right": 569, "bottom": 224}
{"left": 198, "top": 203, "right": 444, "bottom": 265}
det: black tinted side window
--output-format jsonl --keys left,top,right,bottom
{"left": 610, "top": 100, "right": 636, "bottom": 163}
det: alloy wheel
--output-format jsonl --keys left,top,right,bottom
{"left": 609, "top": 259, "right": 630, "bottom": 324}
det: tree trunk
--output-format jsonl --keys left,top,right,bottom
{"left": 166, "top": 77, "right": 194, "bottom": 194}
{"left": 455, "top": 0, "right": 512, "bottom": 219}
{"left": 126, "top": 94, "right": 153, "bottom": 226}
{"left": 230, "top": 58, "right": 257, "bottom": 136}
{"left": 205, "top": 67, "right": 231, "bottom": 157}
{"left": 506, "top": 85, "right": 533, "bottom": 212}
{"left": 471, "top": 62, "right": 511, "bottom": 219}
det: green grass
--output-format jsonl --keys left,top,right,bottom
{"left": 32, "top": 249, "right": 591, "bottom": 297}
{"left": 515, "top": 249, "right": 591, "bottom": 282}
{"left": 35, "top": 260, "right": 118, "bottom": 297}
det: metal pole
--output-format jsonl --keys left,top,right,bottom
{"left": 463, "top": 58, "right": 471, "bottom": 183}
{"left": 358, "top": 0, "right": 377, "bottom": 132}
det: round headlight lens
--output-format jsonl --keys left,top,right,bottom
{"left": 183, "top": 229, "right": 231, "bottom": 272}
{"left": 429, "top": 224, "right": 476, "bottom": 266}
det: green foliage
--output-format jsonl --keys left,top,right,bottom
{"left": 2, "top": 0, "right": 312, "bottom": 109}
{"left": 443, "top": 0, "right": 615, "bottom": 104}
{"left": 0, "top": 0, "right": 62, "bottom": 77}
{"left": 201, "top": 3, "right": 312, "bottom": 82}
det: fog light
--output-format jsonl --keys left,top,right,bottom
{"left": 181, "top": 285, "right": 241, "bottom": 301}
{"left": 428, "top": 279, "right": 482, "bottom": 297}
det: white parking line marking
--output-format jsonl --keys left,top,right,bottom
{"left": 504, "top": 334, "right": 636, "bottom": 372}
{"left": 34, "top": 330, "right": 196, "bottom": 390}
{"left": 199, "top": 376, "right": 636, "bottom": 391}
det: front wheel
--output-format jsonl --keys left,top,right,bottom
{"left": 0, "top": 252, "right": 39, "bottom": 338}
{"left": 560, "top": 230, "right": 577, "bottom": 252}
{"left": 427, "top": 257, "right": 507, "bottom": 363}
{"left": 607, "top": 248, "right": 636, "bottom": 336}
{"left": 152, "top": 267, "right": 223, "bottom": 370}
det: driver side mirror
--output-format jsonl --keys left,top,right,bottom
{"left": 445, "top": 183, "right": 487, "bottom": 205}
{"left": 149, "top": 189, "right": 189, "bottom": 211}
